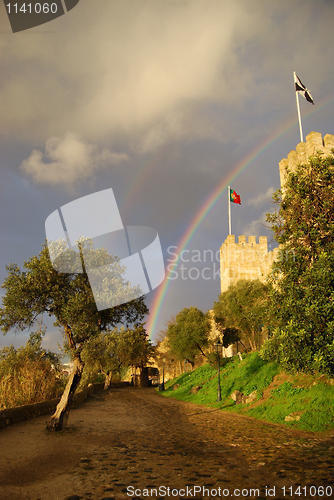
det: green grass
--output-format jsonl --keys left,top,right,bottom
{"left": 160, "top": 353, "right": 334, "bottom": 433}
{"left": 248, "top": 380, "right": 334, "bottom": 432}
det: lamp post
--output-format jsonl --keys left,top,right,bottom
{"left": 215, "top": 339, "right": 223, "bottom": 402}
{"left": 162, "top": 355, "right": 166, "bottom": 391}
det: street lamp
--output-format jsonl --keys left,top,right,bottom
{"left": 214, "top": 339, "right": 223, "bottom": 402}
{"left": 162, "top": 355, "right": 166, "bottom": 391}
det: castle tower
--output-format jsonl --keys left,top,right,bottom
{"left": 220, "top": 131, "right": 334, "bottom": 295}
{"left": 216, "top": 131, "right": 334, "bottom": 356}
{"left": 220, "top": 235, "right": 279, "bottom": 293}
{"left": 279, "top": 131, "right": 334, "bottom": 191}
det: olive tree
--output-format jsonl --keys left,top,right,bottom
{"left": 166, "top": 307, "right": 210, "bottom": 369}
{"left": 214, "top": 279, "right": 270, "bottom": 352}
{"left": 0, "top": 240, "right": 148, "bottom": 430}
{"left": 80, "top": 324, "right": 153, "bottom": 389}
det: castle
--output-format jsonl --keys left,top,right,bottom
{"left": 279, "top": 131, "right": 334, "bottom": 190}
{"left": 220, "top": 131, "right": 334, "bottom": 294}
{"left": 153, "top": 131, "right": 334, "bottom": 377}
{"left": 220, "top": 235, "right": 278, "bottom": 293}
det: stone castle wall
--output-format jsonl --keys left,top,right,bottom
{"left": 279, "top": 131, "right": 334, "bottom": 190}
{"left": 220, "top": 131, "right": 334, "bottom": 295}
{"left": 220, "top": 235, "right": 279, "bottom": 293}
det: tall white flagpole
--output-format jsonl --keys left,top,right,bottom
{"left": 294, "top": 71, "right": 304, "bottom": 142}
{"left": 228, "top": 186, "right": 231, "bottom": 235}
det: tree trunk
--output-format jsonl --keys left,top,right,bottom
{"left": 104, "top": 371, "right": 112, "bottom": 390}
{"left": 47, "top": 357, "right": 84, "bottom": 431}
{"left": 139, "top": 367, "right": 149, "bottom": 387}
{"left": 46, "top": 323, "right": 84, "bottom": 431}
{"left": 248, "top": 335, "right": 256, "bottom": 352}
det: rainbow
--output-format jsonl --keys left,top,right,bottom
{"left": 146, "top": 94, "right": 334, "bottom": 342}
{"left": 119, "top": 142, "right": 171, "bottom": 215}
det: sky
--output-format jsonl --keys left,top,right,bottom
{"left": 1, "top": 0, "right": 334, "bottom": 354}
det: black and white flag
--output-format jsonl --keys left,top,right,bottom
{"left": 294, "top": 73, "right": 314, "bottom": 104}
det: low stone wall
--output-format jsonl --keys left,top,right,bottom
{"left": 0, "top": 381, "right": 129, "bottom": 429}
{"left": 108, "top": 381, "right": 130, "bottom": 388}
{"left": 0, "top": 397, "right": 61, "bottom": 429}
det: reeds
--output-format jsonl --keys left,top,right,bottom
{"left": 0, "top": 357, "right": 65, "bottom": 409}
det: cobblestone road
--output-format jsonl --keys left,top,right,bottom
{"left": 0, "top": 387, "right": 333, "bottom": 500}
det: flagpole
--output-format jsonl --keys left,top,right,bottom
{"left": 294, "top": 71, "right": 304, "bottom": 142}
{"left": 228, "top": 186, "right": 231, "bottom": 235}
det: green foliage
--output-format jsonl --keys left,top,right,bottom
{"left": 248, "top": 381, "right": 334, "bottom": 432}
{"left": 267, "top": 152, "right": 334, "bottom": 260}
{"left": 166, "top": 307, "right": 210, "bottom": 367}
{"left": 206, "top": 350, "right": 231, "bottom": 368}
{"left": 164, "top": 353, "right": 279, "bottom": 403}
{"left": 265, "top": 152, "right": 334, "bottom": 376}
{"left": 213, "top": 279, "right": 271, "bottom": 351}
{"left": 0, "top": 327, "right": 65, "bottom": 409}
{"left": 260, "top": 322, "right": 326, "bottom": 374}
{"left": 0, "top": 241, "right": 148, "bottom": 344}
{"left": 0, "top": 241, "right": 148, "bottom": 372}
{"left": 0, "top": 240, "right": 149, "bottom": 424}
{"left": 271, "top": 381, "right": 305, "bottom": 397}
{"left": 164, "top": 363, "right": 218, "bottom": 403}
{"left": 80, "top": 324, "right": 153, "bottom": 387}
{"left": 220, "top": 327, "right": 240, "bottom": 348}
{"left": 92, "top": 372, "right": 105, "bottom": 384}
{"left": 160, "top": 354, "right": 334, "bottom": 432}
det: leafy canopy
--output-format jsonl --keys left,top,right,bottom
{"left": 0, "top": 323, "right": 64, "bottom": 408}
{"left": 262, "top": 152, "right": 334, "bottom": 376}
{"left": 0, "top": 240, "right": 149, "bottom": 353}
{"left": 214, "top": 279, "right": 270, "bottom": 352}
{"left": 80, "top": 324, "right": 153, "bottom": 386}
{"left": 166, "top": 306, "right": 210, "bottom": 367}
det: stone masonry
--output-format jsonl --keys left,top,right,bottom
{"left": 220, "top": 131, "right": 334, "bottom": 294}
{"left": 279, "top": 131, "right": 334, "bottom": 190}
{"left": 220, "top": 235, "right": 279, "bottom": 293}
{"left": 155, "top": 132, "right": 334, "bottom": 363}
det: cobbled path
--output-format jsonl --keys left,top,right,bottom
{"left": 0, "top": 387, "right": 333, "bottom": 500}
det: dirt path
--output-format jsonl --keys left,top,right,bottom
{"left": 0, "top": 387, "right": 333, "bottom": 500}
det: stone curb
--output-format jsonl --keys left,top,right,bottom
{"left": 0, "top": 381, "right": 129, "bottom": 428}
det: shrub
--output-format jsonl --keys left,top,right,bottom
{"left": 0, "top": 332, "right": 65, "bottom": 409}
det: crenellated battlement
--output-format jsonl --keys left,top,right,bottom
{"left": 279, "top": 131, "right": 334, "bottom": 189}
{"left": 220, "top": 235, "right": 279, "bottom": 293}
{"left": 220, "top": 131, "right": 334, "bottom": 295}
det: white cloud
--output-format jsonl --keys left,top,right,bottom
{"left": 1, "top": 1, "right": 334, "bottom": 149}
{"left": 42, "top": 330, "right": 64, "bottom": 354}
{"left": 242, "top": 210, "right": 270, "bottom": 238}
{"left": 20, "top": 131, "right": 129, "bottom": 185}
{"left": 247, "top": 187, "right": 275, "bottom": 207}
{"left": 0, "top": 1, "right": 248, "bottom": 145}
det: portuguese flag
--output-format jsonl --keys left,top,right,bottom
{"left": 229, "top": 187, "right": 241, "bottom": 205}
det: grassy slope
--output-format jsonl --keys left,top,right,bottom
{"left": 159, "top": 353, "right": 334, "bottom": 433}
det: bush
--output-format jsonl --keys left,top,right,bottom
{"left": 0, "top": 332, "right": 65, "bottom": 409}
{"left": 0, "top": 357, "right": 66, "bottom": 409}
{"left": 260, "top": 321, "right": 334, "bottom": 376}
